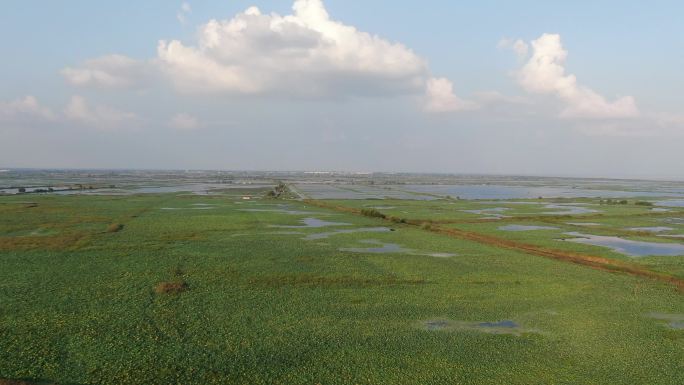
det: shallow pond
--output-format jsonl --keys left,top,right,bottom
{"left": 542, "top": 204, "right": 598, "bottom": 215}
{"left": 238, "top": 208, "right": 319, "bottom": 215}
{"left": 271, "top": 218, "right": 351, "bottom": 229}
{"left": 655, "top": 199, "right": 684, "bottom": 208}
{"left": 304, "top": 227, "right": 392, "bottom": 240}
{"left": 563, "top": 232, "right": 684, "bottom": 257}
{"left": 628, "top": 227, "right": 674, "bottom": 233}
{"left": 338, "top": 239, "right": 456, "bottom": 257}
{"left": 339, "top": 240, "right": 408, "bottom": 253}
{"left": 421, "top": 319, "right": 531, "bottom": 335}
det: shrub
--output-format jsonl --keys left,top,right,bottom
{"left": 106, "top": 223, "right": 124, "bottom": 233}
{"left": 635, "top": 201, "right": 654, "bottom": 206}
{"left": 360, "top": 208, "right": 386, "bottom": 219}
{"left": 154, "top": 280, "right": 189, "bottom": 294}
{"left": 388, "top": 216, "right": 406, "bottom": 224}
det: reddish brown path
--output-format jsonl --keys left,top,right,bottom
{"left": 304, "top": 199, "right": 684, "bottom": 291}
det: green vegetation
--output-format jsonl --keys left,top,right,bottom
{"left": 635, "top": 200, "right": 655, "bottom": 206}
{"left": 0, "top": 192, "right": 683, "bottom": 384}
{"left": 266, "top": 182, "right": 289, "bottom": 199}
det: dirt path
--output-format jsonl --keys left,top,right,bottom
{"left": 303, "top": 199, "right": 684, "bottom": 291}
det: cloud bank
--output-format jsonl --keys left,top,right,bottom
{"left": 64, "top": 96, "right": 137, "bottom": 129}
{"left": 63, "top": 0, "right": 467, "bottom": 110}
{"left": 0, "top": 96, "right": 56, "bottom": 121}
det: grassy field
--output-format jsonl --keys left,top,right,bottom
{"left": 1, "top": 192, "right": 683, "bottom": 384}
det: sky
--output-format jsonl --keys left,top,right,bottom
{"left": 1, "top": 0, "right": 683, "bottom": 178}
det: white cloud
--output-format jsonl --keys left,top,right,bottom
{"left": 425, "top": 77, "right": 478, "bottom": 112}
{"left": 514, "top": 33, "right": 639, "bottom": 119}
{"left": 0, "top": 96, "right": 56, "bottom": 121}
{"left": 62, "top": 55, "right": 148, "bottom": 88}
{"left": 169, "top": 113, "right": 200, "bottom": 130}
{"left": 177, "top": 2, "right": 192, "bottom": 25}
{"left": 64, "top": 95, "right": 137, "bottom": 129}
{"left": 62, "top": 0, "right": 470, "bottom": 112}
{"left": 157, "top": 0, "right": 429, "bottom": 98}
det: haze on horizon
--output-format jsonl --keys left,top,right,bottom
{"left": 1, "top": 1, "right": 682, "bottom": 179}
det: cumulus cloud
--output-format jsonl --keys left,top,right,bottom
{"left": 425, "top": 78, "right": 478, "bottom": 112}
{"left": 169, "top": 113, "right": 200, "bottom": 130}
{"left": 62, "top": 0, "right": 470, "bottom": 111}
{"left": 157, "top": 0, "right": 428, "bottom": 97}
{"left": 62, "top": 55, "right": 148, "bottom": 88}
{"left": 513, "top": 33, "right": 639, "bottom": 119}
{"left": 177, "top": 2, "right": 191, "bottom": 25}
{"left": 0, "top": 96, "right": 56, "bottom": 121}
{"left": 64, "top": 95, "right": 137, "bottom": 128}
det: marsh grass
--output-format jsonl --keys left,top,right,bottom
{"left": 1, "top": 193, "right": 684, "bottom": 384}
{"left": 0, "top": 380, "right": 49, "bottom": 385}
{"left": 248, "top": 273, "right": 427, "bottom": 288}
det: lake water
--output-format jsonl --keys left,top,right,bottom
{"left": 655, "top": 200, "right": 684, "bottom": 207}
{"left": 399, "top": 184, "right": 681, "bottom": 200}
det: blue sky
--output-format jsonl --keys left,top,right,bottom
{"left": 1, "top": 1, "right": 683, "bottom": 178}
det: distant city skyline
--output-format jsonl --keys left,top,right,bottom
{"left": 1, "top": 1, "right": 683, "bottom": 179}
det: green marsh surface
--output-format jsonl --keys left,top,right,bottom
{"left": 1, "top": 192, "right": 683, "bottom": 384}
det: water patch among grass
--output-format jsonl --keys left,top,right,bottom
{"left": 304, "top": 227, "right": 392, "bottom": 240}
{"left": 270, "top": 217, "right": 352, "bottom": 229}
{"left": 628, "top": 227, "right": 674, "bottom": 233}
{"left": 562, "top": 232, "right": 684, "bottom": 257}
{"left": 339, "top": 239, "right": 456, "bottom": 258}
{"left": 340, "top": 240, "right": 409, "bottom": 254}
{"left": 421, "top": 319, "right": 533, "bottom": 336}
{"left": 542, "top": 204, "right": 598, "bottom": 215}
{"left": 647, "top": 313, "right": 684, "bottom": 330}
{"left": 239, "top": 208, "right": 319, "bottom": 215}
{"left": 500, "top": 225, "right": 558, "bottom": 232}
